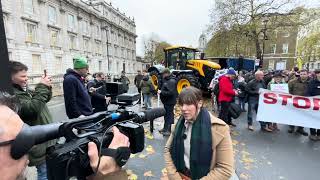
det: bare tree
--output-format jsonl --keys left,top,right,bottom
{"left": 209, "top": 0, "right": 313, "bottom": 64}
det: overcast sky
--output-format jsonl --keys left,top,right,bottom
{"left": 110, "top": 0, "right": 213, "bottom": 56}
{"left": 110, "top": 0, "right": 320, "bottom": 56}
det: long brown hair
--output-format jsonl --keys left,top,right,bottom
{"left": 178, "top": 86, "right": 203, "bottom": 107}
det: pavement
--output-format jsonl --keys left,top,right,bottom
{"left": 25, "top": 85, "right": 320, "bottom": 179}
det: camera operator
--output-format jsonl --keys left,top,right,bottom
{"left": 87, "top": 72, "right": 111, "bottom": 113}
{"left": 9, "top": 61, "right": 54, "bottom": 180}
{"left": 0, "top": 92, "right": 130, "bottom": 180}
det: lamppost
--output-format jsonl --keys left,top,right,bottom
{"left": 261, "top": 19, "right": 269, "bottom": 68}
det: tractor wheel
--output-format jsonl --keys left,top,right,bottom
{"left": 176, "top": 74, "right": 201, "bottom": 94}
{"left": 149, "top": 70, "right": 160, "bottom": 91}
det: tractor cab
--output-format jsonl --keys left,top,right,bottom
{"left": 164, "top": 46, "right": 198, "bottom": 70}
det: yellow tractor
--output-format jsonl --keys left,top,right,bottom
{"left": 148, "top": 46, "right": 221, "bottom": 94}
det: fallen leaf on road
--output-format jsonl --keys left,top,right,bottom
{"left": 126, "top": 170, "right": 138, "bottom": 180}
{"left": 144, "top": 171, "right": 154, "bottom": 177}
{"left": 231, "top": 131, "right": 240, "bottom": 136}
{"left": 267, "top": 161, "right": 272, "bottom": 165}
{"left": 146, "top": 145, "right": 155, "bottom": 155}
{"left": 130, "top": 154, "right": 136, "bottom": 158}
{"left": 232, "top": 140, "right": 239, "bottom": 146}
{"left": 138, "top": 154, "right": 147, "bottom": 159}
{"left": 241, "top": 150, "right": 250, "bottom": 156}
{"left": 241, "top": 143, "right": 246, "bottom": 146}
{"left": 162, "top": 168, "right": 168, "bottom": 176}
{"left": 145, "top": 132, "right": 154, "bottom": 140}
{"left": 126, "top": 169, "right": 133, "bottom": 175}
{"left": 128, "top": 174, "right": 138, "bottom": 180}
{"left": 279, "top": 176, "right": 285, "bottom": 179}
{"left": 242, "top": 157, "right": 254, "bottom": 163}
{"left": 240, "top": 173, "right": 250, "bottom": 180}
{"left": 244, "top": 166, "right": 251, "bottom": 170}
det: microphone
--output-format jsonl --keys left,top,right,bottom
{"left": 11, "top": 123, "right": 62, "bottom": 160}
{"left": 134, "top": 108, "right": 166, "bottom": 124}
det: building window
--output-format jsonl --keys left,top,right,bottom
{"left": 83, "top": 38, "right": 90, "bottom": 51}
{"left": 55, "top": 56, "right": 62, "bottom": 74}
{"left": 96, "top": 41, "right": 101, "bottom": 54}
{"left": 114, "top": 46, "right": 118, "bottom": 57}
{"left": 282, "top": 44, "right": 289, "bottom": 54}
{"left": 23, "top": 0, "right": 34, "bottom": 14}
{"left": 50, "top": 29, "right": 58, "bottom": 47}
{"left": 69, "top": 34, "right": 77, "bottom": 49}
{"left": 108, "top": 61, "right": 112, "bottom": 71}
{"left": 48, "top": 5, "right": 57, "bottom": 25}
{"left": 98, "top": 61, "right": 102, "bottom": 71}
{"left": 83, "top": 20, "right": 90, "bottom": 36}
{"left": 271, "top": 44, "right": 276, "bottom": 54}
{"left": 26, "top": 23, "right": 37, "bottom": 43}
{"left": 311, "top": 63, "right": 314, "bottom": 69}
{"left": 276, "top": 60, "right": 287, "bottom": 70}
{"left": 32, "top": 54, "right": 42, "bottom": 74}
{"left": 95, "top": 25, "right": 100, "bottom": 39}
{"left": 67, "top": 14, "right": 76, "bottom": 31}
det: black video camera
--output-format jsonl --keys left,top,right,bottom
{"left": 10, "top": 107, "right": 165, "bottom": 180}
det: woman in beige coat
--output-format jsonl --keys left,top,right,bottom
{"left": 164, "top": 87, "right": 234, "bottom": 180}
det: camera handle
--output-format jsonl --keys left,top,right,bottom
{"left": 100, "top": 147, "right": 131, "bottom": 167}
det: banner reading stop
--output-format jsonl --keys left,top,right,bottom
{"left": 257, "top": 89, "right": 320, "bottom": 129}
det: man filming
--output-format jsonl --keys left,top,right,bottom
{"left": 0, "top": 92, "right": 129, "bottom": 180}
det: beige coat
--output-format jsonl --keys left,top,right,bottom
{"left": 164, "top": 114, "right": 234, "bottom": 180}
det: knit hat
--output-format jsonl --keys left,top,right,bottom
{"left": 73, "top": 56, "right": 88, "bottom": 69}
{"left": 227, "top": 69, "right": 237, "bottom": 75}
{"left": 162, "top": 68, "right": 171, "bottom": 74}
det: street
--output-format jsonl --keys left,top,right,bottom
{"left": 36, "top": 86, "right": 320, "bottom": 180}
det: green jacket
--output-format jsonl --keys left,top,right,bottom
{"left": 13, "top": 83, "right": 54, "bottom": 166}
{"left": 288, "top": 78, "right": 310, "bottom": 96}
{"left": 140, "top": 77, "right": 154, "bottom": 94}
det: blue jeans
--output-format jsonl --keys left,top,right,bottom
{"left": 238, "top": 98, "right": 246, "bottom": 111}
{"left": 247, "top": 98, "right": 267, "bottom": 128}
{"left": 143, "top": 93, "right": 152, "bottom": 109}
{"left": 36, "top": 162, "right": 48, "bottom": 180}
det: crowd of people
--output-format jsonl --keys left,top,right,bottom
{"left": 2, "top": 54, "right": 319, "bottom": 180}
{"left": 212, "top": 67, "right": 320, "bottom": 140}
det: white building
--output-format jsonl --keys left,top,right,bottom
{"left": 2, "top": 0, "right": 140, "bottom": 95}
{"left": 198, "top": 33, "right": 207, "bottom": 52}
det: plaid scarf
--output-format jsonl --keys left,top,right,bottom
{"left": 170, "top": 108, "right": 213, "bottom": 179}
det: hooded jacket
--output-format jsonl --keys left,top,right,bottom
{"left": 63, "top": 69, "right": 93, "bottom": 119}
{"left": 218, "top": 75, "right": 235, "bottom": 102}
{"left": 140, "top": 75, "right": 154, "bottom": 94}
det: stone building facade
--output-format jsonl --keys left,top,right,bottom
{"left": 2, "top": 0, "right": 140, "bottom": 95}
{"left": 263, "top": 28, "right": 298, "bottom": 70}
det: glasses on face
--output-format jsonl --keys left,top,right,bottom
{"left": 0, "top": 139, "right": 14, "bottom": 147}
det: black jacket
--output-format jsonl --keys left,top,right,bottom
{"left": 63, "top": 69, "right": 93, "bottom": 119}
{"left": 87, "top": 79, "right": 108, "bottom": 112}
{"left": 306, "top": 78, "right": 320, "bottom": 96}
{"left": 134, "top": 74, "right": 144, "bottom": 88}
{"left": 160, "top": 75, "right": 177, "bottom": 105}
{"left": 238, "top": 82, "right": 247, "bottom": 99}
{"left": 246, "top": 79, "right": 266, "bottom": 100}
